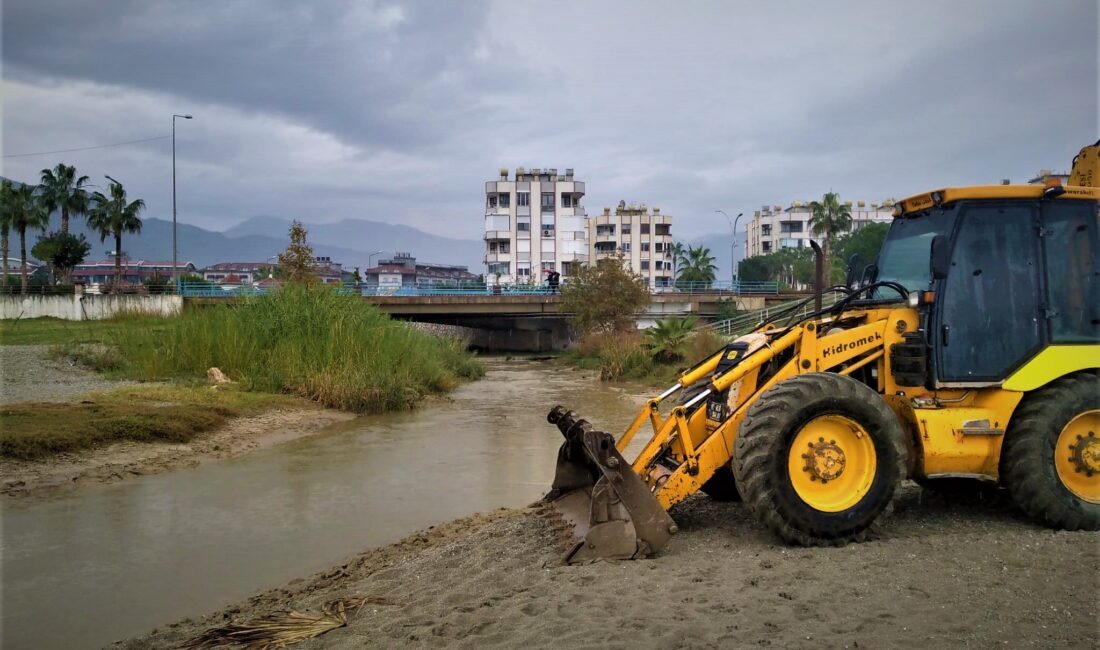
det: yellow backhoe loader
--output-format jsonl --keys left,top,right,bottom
{"left": 542, "top": 142, "right": 1100, "bottom": 563}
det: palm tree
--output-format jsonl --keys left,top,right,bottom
{"left": 668, "top": 242, "right": 685, "bottom": 279}
{"left": 11, "top": 184, "right": 50, "bottom": 294}
{"left": 38, "top": 163, "right": 90, "bottom": 236}
{"left": 88, "top": 181, "right": 145, "bottom": 291}
{"left": 646, "top": 315, "right": 698, "bottom": 362}
{"left": 808, "top": 192, "right": 853, "bottom": 283}
{"left": 0, "top": 180, "right": 14, "bottom": 290}
{"left": 676, "top": 245, "right": 718, "bottom": 287}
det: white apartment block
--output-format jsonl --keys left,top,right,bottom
{"left": 484, "top": 167, "right": 588, "bottom": 284}
{"left": 589, "top": 204, "right": 675, "bottom": 287}
{"left": 744, "top": 199, "right": 896, "bottom": 258}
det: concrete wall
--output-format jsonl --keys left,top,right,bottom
{"left": 0, "top": 294, "right": 183, "bottom": 320}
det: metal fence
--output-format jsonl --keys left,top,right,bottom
{"left": 173, "top": 279, "right": 782, "bottom": 299}
{"left": 705, "top": 291, "right": 843, "bottom": 338}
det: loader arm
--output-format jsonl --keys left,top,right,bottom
{"left": 543, "top": 309, "right": 904, "bottom": 563}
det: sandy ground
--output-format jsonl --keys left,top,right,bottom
{"left": 0, "top": 344, "right": 139, "bottom": 405}
{"left": 119, "top": 485, "right": 1098, "bottom": 650}
{"left": 1, "top": 407, "right": 356, "bottom": 498}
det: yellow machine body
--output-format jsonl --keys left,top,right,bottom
{"left": 541, "top": 144, "right": 1100, "bottom": 562}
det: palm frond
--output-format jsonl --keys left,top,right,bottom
{"left": 180, "top": 595, "right": 387, "bottom": 650}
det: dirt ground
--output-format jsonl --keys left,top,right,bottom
{"left": 1, "top": 408, "right": 355, "bottom": 498}
{"left": 119, "top": 485, "right": 1098, "bottom": 650}
{"left": 0, "top": 344, "right": 139, "bottom": 405}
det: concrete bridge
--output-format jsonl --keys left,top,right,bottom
{"left": 365, "top": 292, "right": 768, "bottom": 352}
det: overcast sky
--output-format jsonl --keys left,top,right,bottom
{"left": 2, "top": 0, "right": 1097, "bottom": 241}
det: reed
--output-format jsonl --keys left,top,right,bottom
{"left": 116, "top": 285, "right": 483, "bottom": 412}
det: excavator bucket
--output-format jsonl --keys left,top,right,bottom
{"left": 540, "top": 406, "right": 677, "bottom": 564}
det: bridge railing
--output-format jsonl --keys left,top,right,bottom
{"left": 176, "top": 279, "right": 782, "bottom": 299}
{"left": 658, "top": 280, "right": 779, "bottom": 295}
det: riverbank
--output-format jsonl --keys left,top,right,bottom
{"left": 2, "top": 404, "right": 354, "bottom": 498}
{"left": 120, "top": 486, "right": 1097, "bottom": 649}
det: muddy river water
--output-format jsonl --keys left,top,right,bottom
{"left": 1, "top": 360, "right": 654, "bottom": 649}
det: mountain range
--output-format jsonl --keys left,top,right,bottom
{"left": 32, "top": 213, "right": 485, "bottom": 272}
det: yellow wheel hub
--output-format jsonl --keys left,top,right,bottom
{"left": 788, "top": 414, "right": 877, "bottom": 512}
{"left": 1055, "top": 410, "right": 1100, "bottom": 504}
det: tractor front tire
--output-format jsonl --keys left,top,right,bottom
{"left": 1001, "top": 371, "right": 1100, "bottom": 531}
{"left": 733, "top": 373, "right": 907, "bottom": 545}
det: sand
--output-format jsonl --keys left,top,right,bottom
{"left": 1, "top": 408, "right": 355, "bottom": 498}
{"left": 118, "top": 485, "right": 1098, "bottom": 649}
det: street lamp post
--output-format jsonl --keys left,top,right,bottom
{"left": 715, "top": 210, "right": 744, "bottom": 288}
{"left": 172, "top": 114, "right": 193, "bottom": 290}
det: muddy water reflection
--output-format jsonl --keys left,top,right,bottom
{"left": 1, "top": 359, "right": 652, "bottom": 649}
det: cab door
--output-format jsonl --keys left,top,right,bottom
{"left": 934, "top": 201, "right": 1044, "bottom": 383}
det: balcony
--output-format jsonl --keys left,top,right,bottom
{"left": 483, "top": 230, "right": 510, "bottom": 240}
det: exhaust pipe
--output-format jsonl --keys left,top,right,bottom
{"left": 541, "top": 406, "right": 677, "bottom": 563}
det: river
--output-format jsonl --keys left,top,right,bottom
{"left": 1, "top": 359, "right": 656, "bottom": 649}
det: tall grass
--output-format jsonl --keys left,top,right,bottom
{"left": 566, "top": 327, "right": 730, "bottom": 383}
{"left": 117, "top": 286, "right": 483, "bottom": 412}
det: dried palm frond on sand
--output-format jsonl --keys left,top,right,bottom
{"left": 180, "top": 595, "right": 390, "bottom": 649}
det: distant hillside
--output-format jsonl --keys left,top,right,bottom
{"left": 52, "top": 216, "right": 368, "bottom": 269}
{"left": 224, "top": 216, "right": 483, "bottom": 269}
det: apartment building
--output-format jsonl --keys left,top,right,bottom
{"left": 589, "top": 204, "right": 675, "bottom": 287}
{"left": 744, "top": 200, "right": 895, "bottom": 258}
{"left": 483, "top": 167, "right": 588, "bottom": 284}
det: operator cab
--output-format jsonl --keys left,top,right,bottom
{"left": 876, "top": 182, "right": 1099, "bottom": 388}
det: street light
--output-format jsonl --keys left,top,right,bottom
{"left": 172, "top": 114, "right": 193, "bottom": 289}
{"left": 367, "top": 250, "right": 385, "bottom": 268}
{"left": 715, "top": 210, "right": 744, "bottom": 287}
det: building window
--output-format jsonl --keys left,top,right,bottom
{"left": 780, "top": 221, "right": 803, "bottom": 233}
{"left": 541, "top": 261, "right": 555, "bottom": 272}
{"left": 761, "top": 224, "right": 771, "bottom": 236}
{"left": 518, "top": 192, "right": 530, "bottom": 207}
{"left": 541, "top": 193, "right": 555, "bottom": 211}
{"left": 654, "top": 242, "right": 664, "bottom": 253}
{"left": 561, "top": 194, "right": 574, "bottom": 208}
{"left": 762, "top": 241, "right": 772, "bottom": 253}
{"left": 641, "top": 242, "right": 650, "bottom": 252}
{"left": 655, "top": 224, "right": 670, "bottom": 236}
{"left": 498, "top": 193, "right": 510, "bottom": 208}
{"left": 640, "top": 260, "right": 650, "bottom": 270}
{"left": 487, "top": 195, "right": 498, "bottom": 209}
{"left": 596, "top": 225, "right": 615, "bottom": 236}
{"left": 640, "top": 223, "right": 650, "bottom": 235}
{"left": 517, "top": 266, "right": 530, "bottom": 277}
{"left": 621, "top": 242, "right": 631, "bottom": 253}
{"left": 621, "top": 224, "right": 631, "bottom": 235}
{"left": 517, "top": 222, "right": 530, "bottom": 231}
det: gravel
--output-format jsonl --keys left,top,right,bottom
{"left": 0, "top": 345, "right": 136, "bottom": 405}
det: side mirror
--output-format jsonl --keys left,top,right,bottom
{"left": 930, "top": 235, "right": 951, "bottom": 280}
{"left": 844, "top": 254, "right": 864, "bottom": 288}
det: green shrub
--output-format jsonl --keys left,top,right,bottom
{"left": 112, "top": 285, "right": 483, "bottom": 412}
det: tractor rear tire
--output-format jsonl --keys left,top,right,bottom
{"left": 733, "top": 373, "right": 907, "bottom": 545}
{"left": 700, "top": 465, "right": 741, "bottom": 502}
{"left": 1000, "top": 371, "right": 1100, "bottom": 531}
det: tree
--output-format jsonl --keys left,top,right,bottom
{"left": 560, "top": 254, "right": 649, "bottom": 334}
{"left": 675, "top": 245, "right": 718, "bottom": 287}
{"left": 10, "top": 184, "right": 50, "bottom": 294}
{"left": 0, "top": 180, "right": 14, "bottom": 289}
{"left": 31, "top": 231, "right": 91, "bottom": 283}
{"left": 646, "top": 315, "right": 698, "bottom": 362}
{"left": 808, "top": 192, "right": 852, "bottom": 283}
{"left": 87, "top": 181, "right": 145, "bottom": 291}
{"left": 668, "top": 241, "right": 685, "bottom": 279}
{"left": 38, "top": 163, "right": 90, "bottom": 237}
{"left": 832, "top": 221, "right": 890, "bottom": 279}
{"left": 277, "top": 220, "right": 318, "bottom": 284}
